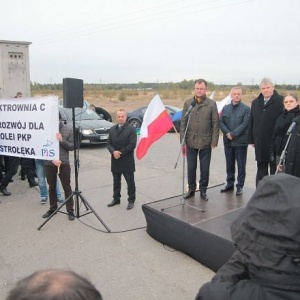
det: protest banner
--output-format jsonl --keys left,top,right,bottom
{"left": 0, "top": 96, "right": 59, "bottom": 160}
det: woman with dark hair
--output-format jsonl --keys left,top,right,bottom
{"left": 269, "top": 93, "right": 300, "bottom": 168}
{"left": 284, "top": 94, "right": 300, "bottom": 177}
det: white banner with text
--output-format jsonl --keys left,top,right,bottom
{"left": 0, "top": 96, "right": 59, "bottom": 160}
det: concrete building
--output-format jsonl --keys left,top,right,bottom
{"left": 0, "top": 40, "right": 31, "bottom": 98}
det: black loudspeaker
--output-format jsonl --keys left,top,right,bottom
{"left": 63, "top": 78, "right": 84, "bottom": 108}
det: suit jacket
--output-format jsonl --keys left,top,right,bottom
{"left": 248, "top": 90, "right": 283, "bottom": 161}
{"left": 107, "top": 122, "right": 137, "bottom": 173}
{"left": 219, "top": 101, "right": 250, "bottom": 147}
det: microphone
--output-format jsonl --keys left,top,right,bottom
{"left": 286, "top": 116, "right": 300, "bottom": 135}
{"left": 185, "top": 99, "right": 197, "bottom": 117}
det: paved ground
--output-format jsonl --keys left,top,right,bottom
{"left": 0, "top": 133, "right": 256, "bottom": 299}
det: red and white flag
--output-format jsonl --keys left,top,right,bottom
{"left": 216, "top": 94, "right": 231, "bottom": 115}
{"left": 136, "top": 94, "right": 173, "bottom": 160}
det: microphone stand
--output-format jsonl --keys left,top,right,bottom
{"left": 161, "top": 108, "right": 205, "bottom": 213}
{"left": 275, "top": 129, "right": 294, "bottom": 174}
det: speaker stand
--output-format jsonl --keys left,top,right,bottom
{"left": 37, "top": 107, "right": 110, "bottom": 232}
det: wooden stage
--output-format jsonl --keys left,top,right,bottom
{"left": 142, "top": 184, "right": 255, "bottom": 271}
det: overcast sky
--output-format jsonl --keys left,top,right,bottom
{"left": 2, "top": 0, "right": 299, "bottom": 85}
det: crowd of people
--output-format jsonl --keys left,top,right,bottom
{"left": 1, "top": 81, "right": 300, "bottom": 209}
{"left": 2, "top": 82, "right": 300, "bottom": 299}
{"left": 180, "top": 77, "right": 300, "bottom": 201}
{"left": 0, "top": 93, "right": 138, "bottom": 220}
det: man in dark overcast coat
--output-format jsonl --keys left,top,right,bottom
{"left": 107, "top": 109, "right": 137, "bottom": 210}
{"left": 248, "top": 78, "right": 283, "bottom": 186}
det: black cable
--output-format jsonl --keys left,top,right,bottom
{"left": 77, "top": 217, "right": 146, "bottom": 234}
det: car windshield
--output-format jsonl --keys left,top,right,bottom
{"left": 63, "top": 108, "right": 101, "bottom": 121}
{"left": 59, "top": 99, "right": 90, "bottom": 108}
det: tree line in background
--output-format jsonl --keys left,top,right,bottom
{"left": 30, "top": 80, "right": 300, "bottom": 92}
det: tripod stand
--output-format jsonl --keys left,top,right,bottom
{"left": 38, "top": 107, "right": 110, "bottom": 231}
{"left": 161, "top": 107, "right": 205, "bottom": 213}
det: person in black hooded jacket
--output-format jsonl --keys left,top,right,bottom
{"left": 196, "top": 173, "right": 300, "bottom": 300}
{"left": 270, "top": 93, "right": 300, "bottom": 167}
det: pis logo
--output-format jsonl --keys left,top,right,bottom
{"left": 41, "top": 148, "right": 56, "bottom": 157}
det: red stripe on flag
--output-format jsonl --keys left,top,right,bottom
{"left": 136, "top": 110, "right": 173, "bottom": 160}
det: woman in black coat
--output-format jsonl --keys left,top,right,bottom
{"left": 270, "top": 93, "right": 300, "bottom": 168}
{"left": 285, "top": 95, "right": 300, "bottom": 177}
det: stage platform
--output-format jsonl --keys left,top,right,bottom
{"left": 142, "top": 185, "right": 255, "bottom": 272}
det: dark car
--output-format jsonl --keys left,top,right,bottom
{"left": 59, "top": 99, "right": 112, "bottom": 122}
{"left": 59, "top": 107, "right": 114, "bottom": 147}
{"left": 126, "top": 105, "right": 182, "bottom": 132}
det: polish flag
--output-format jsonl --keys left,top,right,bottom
{"left": 136, "top": 94, "right": 173, "bottom": 160}
{"left": 216, "top": 94, "right": 231, "bottom": 115}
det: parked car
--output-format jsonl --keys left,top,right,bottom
{"left": 126, "top": 105, "right": 182, "bottom": 132}
{"left": 59, "top": 107, "right": 114, "bottom": 147}
{"left": 59, "top": 99, "right": 112, "bottom": 122}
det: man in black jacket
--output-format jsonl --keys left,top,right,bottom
{"left": 107, "top": 109, "right": 137, "bottom": 210}
{"left": 248, "top": 78, "right": 283, "bottom": 186}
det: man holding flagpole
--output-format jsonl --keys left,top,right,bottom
{"left": 180, "top": 79, "right": 219, "bottom": 201}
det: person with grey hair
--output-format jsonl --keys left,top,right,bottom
{"left": 219, "top": 87, "right": 250, "bottom": 195}
{"left": 248, "top": 78, "right": 283, "bottom": 186}
{"left": 6, "top": 269, "right": 103, "bottom": 300}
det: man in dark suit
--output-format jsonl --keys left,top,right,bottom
{"left": 107, "top": 109, "right": 137, "bottom": 210}
{"left": 219, "top": 87, "right": 250, "bottom": 195}
{"left": 248, "top": 78, "right": 284, "bottom": 186}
